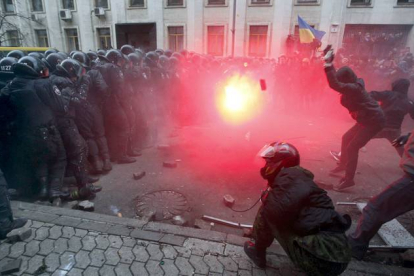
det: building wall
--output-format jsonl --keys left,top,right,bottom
{"left": 0, "top": 0, "right": 413, "bottom": 58}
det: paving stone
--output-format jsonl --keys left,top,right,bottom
{"left": 160, "top": 259, "right": 179, "bottom": 276}
{"left": 265, "top": 267, "right": 281, "bottom": 276}
{"left": 173, "top": 246, "right": 191, "bottom": 258}
{"left": 224, "top": 244, "right": 245, "bottom": 256}
{"left": 183, "top": 238, "right": 225, "bottom": 256}
{"left": 130, "top": 262, "right": 148, "bottom": 276}
{"left": 99, "top": 264, "right": 116, "bottom": 276}
{"left": 122, "top": 237, "right": 136, "bottom": 248}
{"left": 115, "top": 263, "right": 132, "bottom": 276}
{"left": 145, "top": 260, "right": 164, "bottom": 276}
{"left": 9, "top": 242, "right": 25, "bottom": 258}
{"left": 67, "top": 268, "right": 83, "bottom": 276}
{"left": 62, "top": 227, "right": 75, "bottom": 239}
{"left": 218, "top": 256, "right": 238, "bottom": 272}
{"left": 108, "top": 235, "right": 123, "bottom": 249}
{"left": 6, "top": 228, "right": 32, "bottom": 243}
{"left": 31, "top": 221, "right": 45, "bottom": 228}
{"left": 59, "top": 252, "right": 76, "bottom": 271}
{"left": 132, "top": 245, "right": 149, "bottom": 262}
{"left": 23, "top": 240, "right": 40, "bottom": 257}
{"left": 83, "top": 266, "right": 99, "bottom": 276}
{"left": 252, "top": 268, "right": 267, "bottom": 276}
{"left": 0, "top": 258, "right": 22, "bottom": 275}
{"left": 204, "top": 255, "right": 224, "bottom": 273}
{"left": 0, "top": 243, "right": 11, "bottom": 260}
{"left": 107, "top": 225, "right": 131, "bottom": 236}
{"left": 117, "top": 246, "right": 134, "bottom": 264}
{"left": 226, "top": 234, "right": 249, "bottom": 247}
{"left": 130, "top": 229, "right": 163, "bottom": 242}
{"left": 160, "top": 244, "right": 178, "bottom": 259}
{"left": 77, "top": 221, "right": 109, "bottom": 233}
{"left": 49, "top": 226, "right": 63, "bottom": 240}
{"left": 54, "top": 216, "right": 81, "bottom": 228}
{"left": 90, "top": 249, "right": 106, "bottom": 267}
{"left": 67, "top": 236, "right": 82, "bottom": 252}
{"left": 147, "top": 244, "right": 163, "bottom": 261}
{"left": 104, "top": 248, "right": 120, "bottom": 266}
{"left": 74, "top": 250, "right": 91, "bottom": 269}
{"left": 95, "top": 235, "right": 110, "bottom": 250}
{"left": 232, "top": 256, "right": 252, "bottom": 271}
{"left": 175, "top": 256, "right": 194, "bottom": 275}
{"left": 189, "top": 255, "right": 209, "bottom": 274}
{"left": 81, "top": 236, "right": 97, "bottom": 251}
{"left": 159, "top": 234, "right": 186, "bottom": 246}
{"left": 52, "top": 269, "right": 69, "bottom": 276}
{"left": 45, "top": 253, "right": 61, "bottom": 273}
{"left": 53, "top": 238, "right": 68, "bottom": 254}
{"left": 39, "top": 239, "right": 55, "bottom": 256}
{"left": 74, "top": 229, "right": 88, "bottom": 238}
{"left": 26, "top": 255, "right": 45, "bottom": 274}
{"left": 0, "top": 257, "right": 13, "bottom": 271}
{"left": 239, "top": 270, "right": 254, "bottom": 276}
{"left": 35, "top": 227, "right": 50, "bottom": 241}
{"left": 88, "top": 231, "right": 100, "bottom": 236}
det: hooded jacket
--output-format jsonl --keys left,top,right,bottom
{"left": 370, "top": 79, "right": 414, "bottom": 130}
{"left": 263, "top": 166, "right": 351, "bottom": 236}
{"left": 325, "top": 66, "right": 385, "bottom": 125}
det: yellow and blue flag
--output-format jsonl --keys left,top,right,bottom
{"left": 298, "top": 16, "right": 325, "bottom": 44}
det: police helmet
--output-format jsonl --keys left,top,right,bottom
{"left": 46, "top": 53, "right": 64, "bottom": 73}
{"left": 120, "top": 44, "right": 135, "bottom": 56}
{"left": 58, "top": 52, "right": 70, "bottom": 59}
{"left": 13, "top": 56, "right": 48, "bottom": 77}
{"left": 0, "top": 57, "right": 18, "bottom": 73}
{"left": 97, "top": 49, "right": 107, "bottom": 56}
{"left": 164, "top": 50, "right": 173, "bottom": 58}
{"left": 45, "top": 49, "right": 58, "bottom": 57}
{"left": 159, "top": 55, "right": 170, "bottom": 68}
{"left": 57, "top": 59, "right": 84, "bottom": 80}
{"left": 105, "top": 49, "right": 123, "bottom": 66}
{"left": 155, "top": 49, "right": 164, "bottom": 56}
{"left": 72, "top": 51, "right": 91, "bottom": 68}
{"left": 7, "top": 50, "right": 25, "bottom": 60}
{"left": 87, "top": 51, "right": 98, "bottom": 62}
{"left": 28, "top": 52, "right": 43, "bottom": 59}
{"left": 128, "top": 53, "right": 143, "bottom": 66}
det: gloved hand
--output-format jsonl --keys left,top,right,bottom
{"left": 324, "top": 49, "right": 335, "bottom": 67}
{"left": 392, "top": 133, "right": 411, "bottom": 147}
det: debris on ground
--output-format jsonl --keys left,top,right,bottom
{"left": 171, "top": 215, "right": 187, "bottom": 226}
{"left": 78, "top": 200, "right": 95, "bottom": 212}
{"left": 194, "top": 218, "right": 212, "bottom": 230}
{"left": 65, "top": 201, "right": 79, "bottom": 210}
{"left": 0, "top": 258, "right": 22, "bottom": 275}
{"left": 6, "top": 228, "right": 32, "bottom": 243}
{"left": 163, "top": 161, "right": 177, "bottom": 168}
{"left": 223, "top": 194, "right": 235, "bottom": 207}
{"left": 133, "top": 171, "right": 146, "bottom": 180}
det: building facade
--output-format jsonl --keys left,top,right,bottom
{"left": 1, "top": 0, "right": 414, "bottom": 57}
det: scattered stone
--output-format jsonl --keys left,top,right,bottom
{"left": 0, "top": 258, "right": 22, "bottom": 275}
{"left": 223, "top": 195, "right": 235, "bottom": 207}
{"left": 6, "top": 228, "right": 32, "bottom": 243}
{"left": 171, "top": 216, "right": 187, "bottom": 226}
{"left": 163, "top": 161, "right": 177, "bottom": 168}
{"left": 194, "top": 219, "right": 212, "bottom": 230}
{"left": 34, "top": 200, "right": 52, "bottom": 207}
{"left": 401, "top": 249, "right": 414, "bottom": 268}
{"left": 133, "top": 171, "right": 146, "bottom": 180}
{"left": 78, "top": 201, "right": 95, "bottom": 212}
{"left": 243, "top": 228, "right": 253, "bottom": 238}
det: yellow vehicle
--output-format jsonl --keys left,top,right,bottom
{"left": 0, "top": 47, "right": 51, "bottom": 58}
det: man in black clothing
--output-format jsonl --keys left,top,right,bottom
{"left": 324, "top": 48, "right": 385, "bottom": 191}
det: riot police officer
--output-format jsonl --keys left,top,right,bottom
{"left": 0, "top": 57, "right": 17, "bottom": 89}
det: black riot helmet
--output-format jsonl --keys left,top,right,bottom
{"left": 13, "top": 56, "right": 49, "bottom": 77}
{"left": 87, "top": 51, "right": 98, "bottom": 62}
{"left": 155, "top": 49, "right": 164, "bottom": 56}
{"left": 0, "top": 57, "right": 18, "bottom": 73}
{"left": 7, "top": 50, "right": 25, "bottom": 60}
{"left": 46, "top": 53, "right": 64, "bottom": 73}
{"left": 45, "top": 48, "right": 58, "bottom": 57}
{"left": 97, "top": 49, "right": 107, "bottom": 56}
{"left": 72, "top": 51, "right": 91, "bottom": 68}
{"left": 105, "top": 49, "right": 123, "bottom": 67}
{"left": 159, "top": 55, "right": 170, "bottom": 69}
{"left": 28, "top": 52, "right": 43, "bottom": 59}
{"left": 128, "top": 53, "right": 143, "bottom": 67}
{"left": 120, "top": 44, "right": 135, "bottom": 56}
{"left": 164, "top": 50, "right": 173, "bottom": 58}
{"left": 58, "top": 52, "right": 69, "bottom": 59}
{"left": 145, "top": 51, "right": 159, "bottom": 68}
{"left": 56, "top": 59, "right": 84, "bottom": 81}
{"left": 258, "top": 142, "right": 300, "bottom": 182}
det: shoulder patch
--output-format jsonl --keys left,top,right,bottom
{"left": 53, "top": 85, "right": 62, "bottom": 96}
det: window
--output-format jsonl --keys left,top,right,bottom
{"left": 207, "top": 26, "right": 225, "bottom": 56}
{"left": 31, "top": 0, "right": 43, "bottom": 11}
{"left": 167, "top": 0, "right": 184, "bottom": 7}
{"left": 130, "top": 0, "right": 144, "bottom": 7}
{"left": 2, "top": 0, "right": 15, "bottom": 13}
{"left": 95, "top": 0, "right": 108, "bottom": 8}
{"left": 248, "top": 25, "right": 268, "bottom": 57}
{"left": 168, "top": 26, "right": 184, "bottom": 52}
{"left": 207, "top": 0, "right": 225, "bottom": 5}
{"left": 397, "top": 0, "right": 414, "bottom": 4}
{"left": 350, "top": 0, "right": 371, "bottom": 4}
{"left": 6, "top": 30, "right": 19, "bottom": 46}
{"left": 251, "top": 0, "right": 271, "bottom": 4}
{"left": 297, "top": 0, "right": 318, "bottom": 3}
{"left": 98, "top": 28, "right": 111, "bottom": 50}
{"left": 62, "top": 0, "right": 75, "bottom": 10}
{"left": 66, "top": 29, "right": 79, "bottom": 51}
{"left": 36, "top": 30, "right": 49, "bottom": 47}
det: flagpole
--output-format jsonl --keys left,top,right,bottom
{"left": 231, "top": 0, "right": 237, "bottom": 57}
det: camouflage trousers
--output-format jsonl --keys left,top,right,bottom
{"left": 252, "top": 207, "right": 349, "bottom": 276}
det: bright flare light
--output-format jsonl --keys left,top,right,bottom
{"left": 216, "top": 74, "right": 265, "bottom": 125}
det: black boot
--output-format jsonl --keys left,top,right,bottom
{"left": 102, "top": 158, "right": 112, "bottom": 172}
{"left": 128, "top": 148, "right": 142, "bottom": 157}
{"left": 0, "top": 218, "right": 28, "bottom": 240}
{"left": 91, "top": 156, "right": 103, "bottom": 174}
{"left": 244, "top": 241, "right": 267, "bottom": 268}
{"left": 38, "top": 176, "right": 49, "bottom": 200}
{"left": 48, "top": 178, "right": 69, "bottom": 200}
{"left": 87, "top": 176, "right": 100, "bottom": 184}
{"left": 117, "top": 156, "right": 136, "bottom": 164}
{"left": 334, "top": 178, "right": 356, "bottom": 192}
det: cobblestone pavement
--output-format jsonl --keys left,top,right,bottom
{"left": 0, "top": 201, "right": 412, "bottom": 275}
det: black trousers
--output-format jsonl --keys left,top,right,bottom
{"left": 0, "top": 169, "right": 12, "bottom": 223}
{"left": 349, "top": 174, "right": 414, "bottom": 255}
{"left": 340, "top": 122, "right": 384, "bottom": 180}
{"left": 374, "top": 128, "right": 403, "bottom": 157}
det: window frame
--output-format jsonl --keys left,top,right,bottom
{"left": 165, "top": 0, "right": 186, "bottom": 9}
{"left": 247, "top": 23, "right": 271, "bottom": 58}
{"left": 128, "top": 0, "right": 146, "bottom": 9}
{"left": 96, "top": 27, "right": 112, "bottom": 50}
{"left": 205, "top": 0, "right": 228, "bottom": 7}
{"left": 35, "top": 29, "right": 49, "bottom": 47}
{"left": 2, "top": 0, "right": 16, "bottom": 14}
{"left": 395, "top": 0, "right": 414, "bottom": 7}
{"left": 64, "top": 27, "right": 81, "bottom": 52}
{"left": 294, "top": 0, "right": 321, "bottom": 6}
{"left": 166, "top": 24, "right": 186, "bottom": 52}
{"left": 30, "top": 0, "right": 45, "bottom": 13}
{"left": 205, "top": 24, "right": 227, "bottom": 56}
{"left": 94, "top": 0, "right": 110, "bottom": 10}
{"left": 61, "top": 0, "right": 76, "bottom": 11}
{"left": 6, "top": 30, "right": 19, "bottom": 46}
{"left": 248, "top": 0, "right": 273, "bottom": 7}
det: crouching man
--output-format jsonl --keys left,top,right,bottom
{"left": 244, "top": 142, "right": 351, "bottom": 276}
